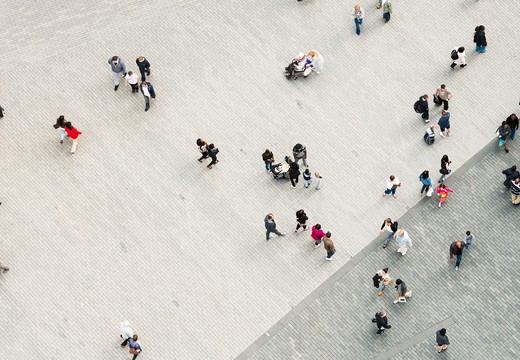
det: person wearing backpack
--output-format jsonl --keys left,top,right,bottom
{"left": 380, "top": 218, "right": 398, "bottom": 249}
{"left": 450, "top": 47, "right": 466, "bottom": 69}
{"left": 414, "top": 95, "right": 429, "bottom": 122}
{"left": 207, "top": 144, "right": 219, "bottom": 169}
{"left": 292, "top": 143, "right": 308, "bottom": 167}
{"left": 473, "top": 25, "right": 487, "bottom": 53}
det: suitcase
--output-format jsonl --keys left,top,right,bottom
{"left": 424, "top": 126, "right": 435, "bottom": 145}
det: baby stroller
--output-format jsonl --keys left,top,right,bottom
{"left": 271, "top": 156, "right": 292, "bottom": 180}
{"left": 285, "top": 58, "right": 312, "bottom": 80}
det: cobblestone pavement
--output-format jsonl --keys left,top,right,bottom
{"left": 245, "top": 143, "right": 520, "bottom": 359}
{"left": 0, "top": 0, "right": 519, "bottom": 359}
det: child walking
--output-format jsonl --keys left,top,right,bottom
{"left": 436, "top": 183, "right": 454, "bottom": 208}
{"left": 464, "top": 231, "right": 475, "bottom": 252}
{"left": 315, "top": 172, "right": 323, "bottom": 190}
{"left": 303, "top": 169, "right": 312, "bottom": 188}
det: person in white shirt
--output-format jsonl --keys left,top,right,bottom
{"left": 125, "top": 71, "right": 140, "bottom": 93}
{"left": 139, "top": 82, "right": 156, "bottom": 112}
{"left": 383, "top": 175, "right": 401, "bottom": 199}
{"left": 307, "top": 50, "right": 325, "bottom": 74}
{"left": 120, "top": 320, "right": 134, "bottom": 347}
{"left": 352, "top": 5, "right": 365, "bottom": 35}
{"left": 450, "top": 47, "right": 467, "bottom": 69}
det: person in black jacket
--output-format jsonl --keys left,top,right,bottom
{"left": 371, "top": 311, "right": 391, "bottom": 335}
{"left": 207, "top": 144, "right": 219, "bottom": 169}
{"left": 288, "top": 162, "right": 301, "bottom": 188}
{"left": 506, "top": 113, "right": 519, "bottom": 140}
{"left": 473, "top": 25, "right": 487, "bottom": 53}
{"left": 380, "top": 218, "right": 398, "bottom": 249}
{"left": 502, "top": 166, "right": 519, "bottom": 188}
{"left": 136, "top": 56, "right": 151, "bottom": 81}
{"left": 0, "top": 104, "right": 4, "bottom": 119}
{"left": 436, "top": 328, "right": 450, "bottom": 353}
{"left": 417, "top": 95, "right": 429, "bottom": 122}
{"left": 439, "top": 155, "right": 452, "bottom": 183}
{"left": 140, "top": 82, "right": 156, "bottom": 112}
{"left": 295, "top": 209, "right": 309, "bottom": 232}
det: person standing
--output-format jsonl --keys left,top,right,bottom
{"left": 393, "top": 279, "right": 412, "bottom": 303}
{"left": 292, "top": 143, "right": 308, "bottom": 167}
{"left": 303, "top": 169, "right": 312, "bottom": 188}
{"left": 394, "top": 229, "right": 412, "bottom": 256}
{"left": 502, "top": 166, "right": 519, "bottom": 187}
{"left": 315, "top": 172, "right": 323, "bottom": 190}
{"left": 450, "top": 47, "right": 467, "bottom": 69}
{"left": 289, "top": 162, "right": 301, "bottom": 188}
{"left": 125, "top": 71, "right": 140, "bottom": 93}
{"left": 207, "top": 144, "right": 219, "bottom": 169}
{"left": 383, "top": 175, "right": 401, "bottom": 199}
{"left": 449, "top": 241, "right": 464, "bottom": 271}
{"left": 135, "top": 56, "right": 151, "bottom": 82}
{"left": 197, "top": 138, "right": 209, "bottom": 162}
{"left": 374, "top": 268, "right": 391, "bottom": 295}
{"left": 140, "top": 81, "right": 156, "bottom": 112}
{"left": 416, "top": 95, "right": 429, "bottom": 122}
{"left": 497, "top": 121, "right": 511, "bottom": 153}
{"left": 382, "top": 0, "right": 392, "bottom": 23}
{"left": 506, "top": 113, "right": 519, "bottom": 140}
{"left": 262, "top": 149, "right": 274, "bottom": 172}
{"left": 510, "top": 177, "right": 520, "bottom": 205}
{"left": 438, "top": 155, "right": 452, "bottom": 183}
{"left": 419, "top": 170, "right": 432, "bottom": 197}
{"left": 436, "top": 183, "right": 454, "bottom": 208}
{"left": 435, "top": 110, "right": 451, "bottom": 138}
{"left": 436, "top": 328, "right": 450, "bottom": 353}
{"left": 108, "top": 56, "right": 126, "bottom": 91}
{"left": 295, "top": 209, "right": 309, "bottom": 232}
{"left": 119, "top": 321, "right": 134, "bottom": 347}
{"left": 380, "top": 218, "right": 398, "bottom": 249}
{"left": 464, "top": 231, "right": 475, "bottom": 252}
{"left": 64, "top": 122, "right": 82, "bottom": 154}
{"left": 265, "top": 213, "right": 285, "bottom": 240}
{"left": 306, "top": 50, "right": 325, "bottom": 74}
{"left": 433, "top": 84, "right": 453, "bottom": 111}
{"left": 311, "top": 224, "right": 326, "bottom": 248}
{"left": 323, "top": 232, "right": 336, "bottom": 261}
{"left": 53, "top": 115, "right": 68, "bottom": 144}
{"left": 473, "top": 25, "right": 487, "bottom": 53}
{"left": 372, "top": 311, "right": 391, "bottom": 335}
{"left": 351, "top": 5, "right": 365, "bottom": 35}
{"left": 128, "top": 334, "right": 142, "bottom": 360}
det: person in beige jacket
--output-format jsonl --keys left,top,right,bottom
{"left": 323, "top": 232, "right": 336, "bottom": 261}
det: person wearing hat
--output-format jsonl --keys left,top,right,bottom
{"left": 135, "top": 56, "right": 151, "bottom": 81}
{"left": 108, "top": 56, "right": 126, "bottom": 91}
{"left": 351, "top": 5, "right": 365, "bottom": 35}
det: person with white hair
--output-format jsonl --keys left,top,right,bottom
{"left": 293, "top": 52, "right": 307, "bottom": 72}
{"left": 394, "top": 229, "right": 412, "bottom": 256}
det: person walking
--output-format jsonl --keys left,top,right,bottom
{"left": 434, "top": 110, "right": 451, "bottom": 138}
{"left": 323, "top": 232, "right": 336, "bottom": 261}
{"left": 128, "top": 334, "right": 142, "bottom": 360}
{"left": 303, "top": 169, "right": 312, "bottom": 188}
{"left": 351, "top": 5, "right": 365, "bottom": 35}
{"left": 315, "top": 172, "right": 323, "bottom": 190}
{"left": 135, "top": 56, "right": 151, "bottom": 81}
{"left": 306, "top": 50, "right": 325, "bottom": 74}
{"left": 497, "top": 121, "right": 511, "bottom": 153}
{"left": 311, "top": 223, "right": 326, "bottom": 248}
{"left": 140, "top": 81, "right": 156, "bottom": 112}
{"left": 63, "top": 122, "right": 82, "bottom": 154}
{"left": 433, "top": 84, "right": 453, "bottom": 110}
{"left": 436, "top": 328, "right": 450, "bottom": 353}
{"left": 373, "top": 268, "right": 391, "bottom": 295}
{"left": 393, "top": 279, "right": 412, "bottom": 303}
{"left": 372, "top": 311, "right": 391, "bottom": 335}
{"left": 295, "top": 209, "right": 309, "bottom": 232}
{"left": 119, "top": 320, "right": 134, "bottom": 347}
{"left": 108, "top": 56, "right": 126, "bottom": 91}
{"left": 473, "top": 25, "right": 487, "bottom": 53}
{"left": 438, "top": 155, "right": 452, "bottom": 183}
{"left": 0, "top": 104, "right": 5, "bottom": 119}
{"left": 382, "top": 0, "right": 392, "bottom": 23}
{"left": 125, "top": 71, "right": 140, "bottom": 93}
{"left": 506, "top": 113, "right": 519, "bottom": 140}
{"left": 265, "top": 213, "right": 286, "bottom": 240}
{"left": 207, "top": 144, "right": 219, "bottom": 169}
{"left": 394, "top": 229, "right": 412, "bottom": 256}
{"left": 449, "top": 241, "right": 464, "bottom": 271}
{"left": 380, "top": 218, "right": 398, "bottom": 249}
{"left": 415, "top": 95, "right": 429, "bottom": 122}
{"left": 510, "top": 177, "right": 520, "bottom": 205}
{"left": 502, "top": 165, "right": 519, "bottom": 187}
{"left": 292, "top": 143, "right": 308, "bottom": 167}
{"left": 463, "top": 230, "right": 475, "bottom": 252}
{"left": 53, "top": 115, "right": 68, "bottom": 144}
{"left": 289, "top": 162, "right": 301, "bottom": 188}
{"left": 262, "top": 149, "right": 274, "bottom": 172}
{"left": 450, "top": 47, "right": 467, "bottom": 69}
{"left": 436, "top": 183, "right": 454, "bottom": 208}
{"left": 383, "top": 175, "right": 401, "bottom": 199}
{"left": 419, "top": 170, "right": 432, "bottom": 197}
{"left": 197, "top": 138, "right": 209, "bottom": 162}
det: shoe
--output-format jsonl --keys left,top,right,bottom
{"left": 424, "top": 119, "right": 430, "bottom": 123}
{"left": 314, "top": 243, "right": 320, "bottom": 249}
{"left": 393, "top": 195, "right": 397, "bottom": 199}
{"left": 146, "top": 71, "right": 151, "bottom": 75}
{"left": 455, "top": 266, "right": 459, "bottom": 271}
{"left": 198, "top": 159, "right": 203, "bottom": 163}
{"left": 505, "top": 149, "right": 509, "bottom": 153}
{"left": 60, "top": 140, "right": 63, "bottom": 144}
{"left": 376, "top": 330, "right": 385, "bottom": 335}
{"left": 326, "top": 257, "right": 332, "bottom": 261}
{"left": 266, "top": 235, "right": 272, "bottom": 241}
{"left": 279, "top": 233, "right": 286, "bottom": 237}
{"left": 378, "top": 290, "right": 383, "bottom": 296}
{"left": 207, "top": 165, "right": 212, "bottom": 169}
{"left": 439, "top": 133, "right": 446, "bottom": 138}
{"left": 304, "top": 228, "right": 309, "bottom": 231}
{"left": 114, "top": 85, "right": 119, "bottom": 91}
{"left": 447, "top": 132, "right": 451, "bottom": 137}
{"left": 371, "top": 318, "right": 377, "bottom": 323}
{"left": 401, "top": 251, "right": 407, "bottom": 256}
{"left": 1, "top": 268, "right": 9, "bottom": 273}
{"left": 382, "top": 244, "right": 387, "bottom": 249}
{"left": 145, "top": 107, "right": 149, "bottom": 112}
{"left": 376, "top": 5, "right": 381, "bottom": 8}
{"left": 438, "top": 203, "right": 441, "bottom": 208}
{"left": 393, "top": 300, "right": 399, "bottom": 304}
{"left": 291, "top": 185, "right": 296, "bottom": 188}
{"left": 294, "top": 230, "right": 298, "bottom": 233}
{"left": 396, "top": 248, "right": 401, "bottom": 253}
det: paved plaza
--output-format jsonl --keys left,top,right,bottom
{"left": 0, "top": 0, "right": 519, "bottom": 359}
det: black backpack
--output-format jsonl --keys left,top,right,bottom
{"left": 293, "top": 143, "right": 305, "bottom": 154}
{"left": 451, "top": 49, "right": 459, "bottom": 60}
{"left": 372, "top": 273, "right": 382, "bottom": 288}
{"left": 391, "top": 221, "right": 398, "bottom": 232}
{"left": 413, "top": 101, "right": 422, "bottom": 113}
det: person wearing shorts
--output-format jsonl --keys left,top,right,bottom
{"left": 435, "top": 110, "right": 451, "bottom": 138}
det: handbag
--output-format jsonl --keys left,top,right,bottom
{"left": 426, "top": 188, "right": 433, "bottom": 197}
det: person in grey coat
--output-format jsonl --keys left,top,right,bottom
{"left": 264, "top": 213, "right": 285, "bottom": 241}
{"left": 108, "top": 56, "right": 127, "bottom": 91}
{"left": 436, "top": 328, "right": 450, "bottom": 353}
{"left": 393, "top": 279, "right": 411, "bottom": 303}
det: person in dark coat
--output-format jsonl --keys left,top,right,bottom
{"left": 506, "top": 113, "right": 519, "bottom": 140}
{"left": 371, "top": 311, "right": 391, "bottom": 335}
{"left": 264, "top": 213, "right": 285, "bottom": 240}
{"left": 207, "top": 144, "right": 219, "bottom": 169}
{"left": 436, "top": 328, "right": 450, "bottom": 353}
{"left": 136, "top": 56, "right": 151, "bottom": 81}
{"left": 295, "top": 209, "right": 309, "bottom": 232}
{"left": 262, "top": 149, "right": 274, "bottom": 172}
{"left": 473, "top": 25, "right": 487, "bottom": 53}
{"left": 502, "top": 166, "right": 519, "bottom": 187}
{"left": 139, "top": 82, "right": 156, "bottom": 112}
{"left": 417, "top": 95, "right": 429, "bottom": 122}
{"left": 449, "top": 241, "right": 464, "bottom": 271}
{"left": 0, "top": 104, "right": 4, "bottom": 119}
{"left": 288, "top": 162, "right": 301, "bottom": 188}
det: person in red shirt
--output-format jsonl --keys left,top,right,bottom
{"left": 311, "top": 224, "right": 327, "bottom": 248}
{"left": 64, "top": 122, "right": 82, "bottom": 154}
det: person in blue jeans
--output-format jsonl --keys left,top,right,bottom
{"left": 262, "top": 149, "right": 274, "bottom": 172}
{"left": 418, "top": 170, "right": 432, "bottom": 197}
{"left": 473, "top": 25, "right": 487, "bottom": 53}
{"left": 506, "top": 113, "right": 518, "bottom": 140}
{"left": 352, "top": 5, "right": 365, "bottom": 35}
{"left": 464, "top": 231, "right": 475, "bottom": 252}
{"left": 449, "top": 241, "right": 464, "bottom": 271}
{"left": 380, "top": 218, "right": 397, "bottom": 249}
{"left": 128, "top": 334, "right": 142, "bottom": 360}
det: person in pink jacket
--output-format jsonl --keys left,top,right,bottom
{"left": 311, "top": 224, "right": 327, "bottom": 248}
{"left": 436, "top": 183, "right": 454, "bottom": 208}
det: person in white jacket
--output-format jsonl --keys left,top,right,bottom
{"left": 394, "top": 230, "right": 412, "bottom": 256}
{"left": 450, "top": 47, "right": 466, "bottom": 69}
{"left": 307, "top": 50, "right": 325, "bottom": 74}
{"left": 120, "top": 320, "right": 134, "bottom": 347}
